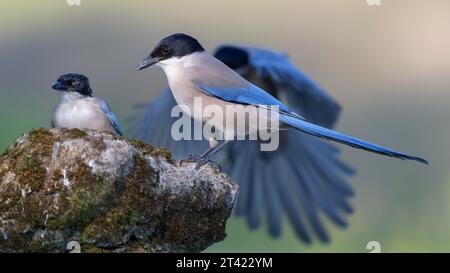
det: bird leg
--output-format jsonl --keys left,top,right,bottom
{"left": 194, "top": 140, "right": 230, "bottom": 170}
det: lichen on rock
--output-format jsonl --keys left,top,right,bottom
{"left": 0, "top": 128, "right": 238, "bottom": 253}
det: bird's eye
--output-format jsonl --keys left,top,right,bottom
{"left": 161, "top": 47, "right": 170, "bottom": 55}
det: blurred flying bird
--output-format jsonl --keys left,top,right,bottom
{"left": 135, "top": 33, "right": 427, "bottom": 243}
{"left": 51, "top": 73, "right": 123, "bottom": 136}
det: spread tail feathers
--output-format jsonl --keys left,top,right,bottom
{"left": 279, "top": 115, "right": 428, "bottom": 165}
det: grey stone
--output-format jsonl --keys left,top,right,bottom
{"left": 0, "top": 128, "right": 238, "bottom": 253}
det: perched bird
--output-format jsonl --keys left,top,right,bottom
{"left": 135, "top": 34, "right": 427, "bottom": 243}
{"left": 51, "top": 73, "right": 123, "bottom": 136}
{"left": 133, "top": 45, "right": 353, "bottom": 243}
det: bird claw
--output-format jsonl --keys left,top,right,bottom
{"left": 194, "top": 157, "right": 210, "bottom": 170}
{"left": 180, "top": 155, "right": 221, "bottom": 171}
{"left": 186, "top": 154, "right": 201, "bottom": 161}
{"left": 179, "top": 154, "right": 201, "bottom": 164}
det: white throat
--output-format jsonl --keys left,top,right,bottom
{"left": 158, "top": 52, "right": 206, "bottom": 81}
{"left": 159, "top": 51, "right": 205, "bottom": 67}
{"left": 61, "top": 92, "right": 84, "bottom": 102}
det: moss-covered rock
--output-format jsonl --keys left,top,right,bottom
{"left": 0, "top": 128, "right": 238, "bottom": 253}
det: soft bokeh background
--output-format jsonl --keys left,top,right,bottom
{"left": 0, "top": 0, "right": 449, "bottom": 252}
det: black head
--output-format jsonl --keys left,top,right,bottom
{"left": 213, "top": 46, "right": 249, "bottom": 70}
{"left": 136, "top": 33, "right": 205, "bottom": 71}
{"left": 51, "top": 73, "right": 92, "bottom": 96}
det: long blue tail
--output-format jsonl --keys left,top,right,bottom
{"left": 280, "top": 115, "right": 428, "bottom": 164}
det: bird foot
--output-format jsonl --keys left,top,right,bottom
{"left": 186, "top": 154, "right": 201, "bottom": 161}
{"left": 179, "top": 154, "right": 202, "bottom": 164}
{"left": 180, "top": 154, "right": 219, "bottom": 171}
{"left": 194, "top": 157, "right": 212, "bottom": 170}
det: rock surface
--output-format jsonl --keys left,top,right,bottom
{"left": 0, "top": 128, "right": 238, "bottom": 253}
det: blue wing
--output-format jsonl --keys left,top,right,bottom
{"left": 212, "top": 45, "right": 356, "bottom": 242}
{"left": 134, "top": 45, "right": 417, "bottom": 243}
{"left": 222, "top": 130, "right": 355, "bottom": 242}
{"left": 195, "top": 79, "right": 427, "bottom": 164}
{"left": 216, "top": 45, "right": 341, "bottom": 128}
{"left": 132, "top": 90, "right": 209, "bottom": 157}
{"left": 195, "top": 83, "right": 302, "bottom": 119}
{"left": 132, "top": 88, "right": 358, "bottom": 243}
{"left": 98, "top": 101, "right": 123, "bottom": 136}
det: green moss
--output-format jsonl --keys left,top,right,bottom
{"left": 47, "top": 163, "right": 112, "bottom": 231}
{"left": 28, "top": 128, "right": 88, "bottom": 148}
{"left": 127, "top": 154, "right": 158, "bottom": 190}
{"left": 28, "top": 128, "right": 54, "bottom": 143}
{"left": 134, "top": 154, "right": 148, "bottom": 171}
{"left": 17, "top": 152, "right": 46, "bottom": 191}
{"left": 0, "top": 179, "right": 21, "bottom": 213}
{"left": 90, "top": 138, "right": 107, "bottom": 151}
{"left": 65, "top": 128, "right": 88, "bottom": 139}
{"left": 0, "top": 149, "right": 47, "bottom": 205}
{"left": 27, "top": 128, "right": 55, "bottom": 160}
{"left": 51, "top": 171, "right": 63, "bottom": 182}
{"left": 129, "top": 139, "right": 174, "bottom": 163}
{"left": 0, "top": 230, "right": 33, "bottom": 252}
{"left": 81, "top": 206, "right": 140, "bottom": 245}
{"left": 1, "top": 127, "right": 230, "bottom": 253}
{"left": 79, "top": 154, "right": 158, "bottom": 248}
{"left": 22, "top": 194, "right": 48, "bottom": 227}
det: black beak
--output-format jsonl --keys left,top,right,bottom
{"left": 136, "top": 56, "right": 160, "bottom": 71}
{"left": 51, "top": 82, "right": 66, "bottom": 91}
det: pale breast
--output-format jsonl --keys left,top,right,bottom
{"left": 163, "top": 53, "right": 243, "bottom": 116}
{"left": 161, "top": 52, "right": 280, "bottom": 140}
{"left": 53, "top": 100, "right": 93, "bottom": 128}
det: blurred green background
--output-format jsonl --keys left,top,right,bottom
{"left": 0, "top": 0, "right": 449, "bottom": 252}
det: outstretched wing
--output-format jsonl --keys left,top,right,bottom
{"left": 213, "top": 45, "right": 357, "bottom": 242}
{"left": 133, "top": 90, "right": 209, "bottom": 158}
{"left": 217, "top": 45, "right": 341, "bottom": 128}
{"left": 133, "top": 44, "right": 357, "bottom": 243}
{"left": 222, "top": 130, "right": 355, "bottom": 243}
